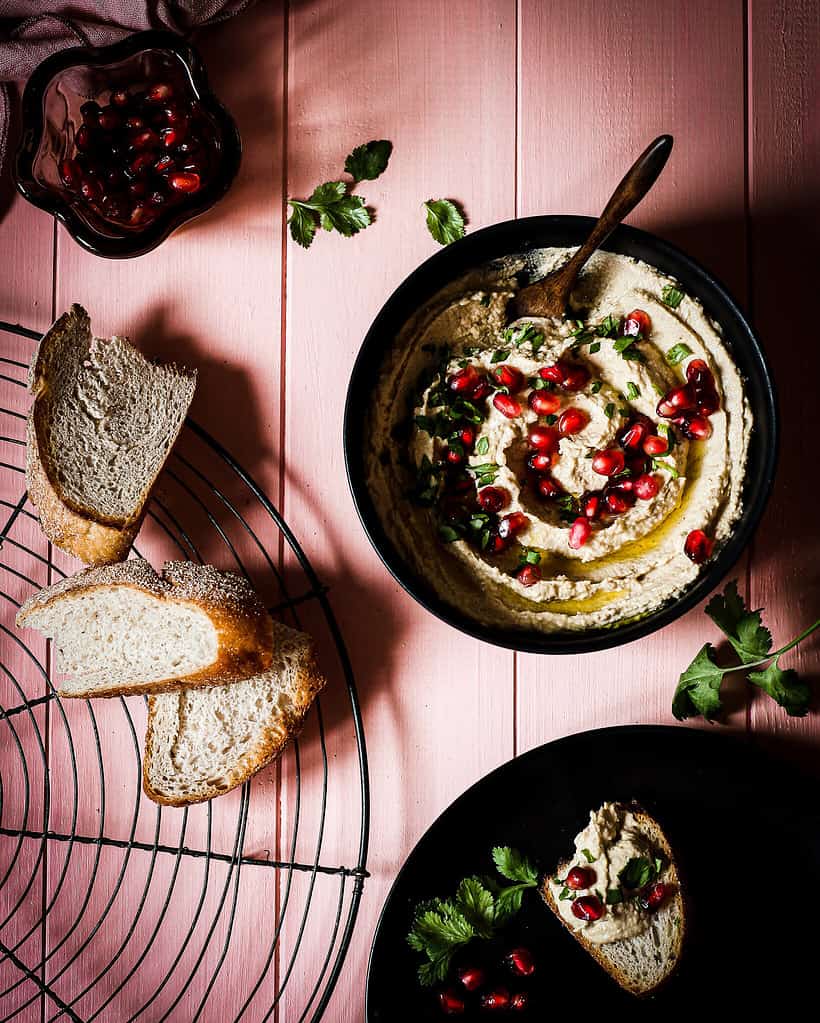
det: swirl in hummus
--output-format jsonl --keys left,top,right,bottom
{"left": 365, "top": 248, "right": 752, "bottom": 633}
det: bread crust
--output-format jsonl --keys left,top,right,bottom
{"left": 16, "top": 559, "right": 274, "bottom": 698}
{"left": 541, "top": 805, "right": 686, "bottom": 997}
{"left": 26, "top": 304, "right": 195, "bottom": 565}
{"left": 142, "top": 623, "right": 325, "bottom": 806}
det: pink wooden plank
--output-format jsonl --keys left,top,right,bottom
{"left": 281, "top": 1, "right": 517, "bottom": 1018}
{"left": 0, "top": 185, "right": 55, "bottom": 1019}
{"left": 42, "top": 4, "right": 288, "bottom": 1015}
{"left": 515, "top": 0, "right": 751, "bottom": 749}
{"left": 747, "top": 0, "right": 820, "bottom": 739}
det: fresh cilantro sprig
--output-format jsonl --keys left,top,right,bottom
{"left": 672, "top": 580, "right": 820, "bottom": 721}
{"left": 424, "top": 199, "right": 466, "bottom": 246}
{"left": 344, "top": 139, "right": 392, "bottom": 182}
{"left": 406, "top": 847, "right": 538, "bottom": 986}
{"left": 288, "top": 140, "right": 393, "bottom": 248}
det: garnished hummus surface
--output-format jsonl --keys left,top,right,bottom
{"left": 365, "top": 247, "right": 752, "bottom": 633}
{"left": 547, "top": 802, "right": 671, "bottom": 944}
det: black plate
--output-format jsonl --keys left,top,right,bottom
{"left": 344, "top": 216, "right": 778, "bottom": 654}
{"left": 367, "top": 726, "right": 818, "bottom": 1016}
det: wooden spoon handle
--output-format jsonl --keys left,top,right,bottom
{"left": 550, "top": 134, "right": 674, "bottom": 295}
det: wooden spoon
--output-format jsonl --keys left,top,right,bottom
{"left": 511, "top": 134, "right": 674, "bottom": 321}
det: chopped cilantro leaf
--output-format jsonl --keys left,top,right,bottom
{"left": 662, "top": 285, "right": 684, "bottom": 309}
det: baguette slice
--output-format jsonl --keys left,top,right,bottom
{"left": 26, "top": 304, "right": 196, "bottom": 565}
{"left": 16, "top": 559, "right": 273, "bottom": 698}
{"left": 542, "top": 805, "right": 685, "bottom": 997}
{"left": 143, "top": 621, "right": 324, "bottom": 805}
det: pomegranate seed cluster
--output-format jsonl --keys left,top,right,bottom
{"left": 412, "top": 307, "right": 722, "bottom": 579}
{"left": 436, "top": 945, "right": 537, "bottom": 1016}
{"left": 59, "top": 80, "right": 217, "bottom": 230}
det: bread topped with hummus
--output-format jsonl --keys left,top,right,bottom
{"left": 366, "top": 248, "right": 751, "bottom": 633}
{"left": 542, "top": 801, "right": 685, "bottom": 996}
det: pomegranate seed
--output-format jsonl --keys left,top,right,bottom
{"left": 128, "top": 179, "right": 148, "bottom": 197}
{"left": 101, "top": 195, "right": 128, "bottom": 221}
{"left": 684, "top": 529, "right": 714, "bottom": 564}
{"left": 528, "top": 389, "right": 561, "bottom": 416}
{"left": 98, "top": 106, "right": 120, "bottom": 131}
{"left": 561, "top": 363, "right": 591, "bottom": 391}
{"left": 539, "top": 364, "right": 564, "bottom": 384}
{"left": 682, "top": 415, "right": 712, "bottom": 440}
{"left": 634, "top": 473, "right": 660, "bottom": 500}
{"left": 169, "top": 171, "right": 202, "bottom": 194}
{"left": 147, "top": 82, "right": 174, "bottom": 103}
{"left": 75, "top": 124, "right": 92, "bottom": 151}
{"left": 79, "top": 176, "right": 102, "bottom": 202}
{"left": 498, "top": 512, "right": 529, "bottom": 539}
{"left": 572, "top": 895, "right": 605, "bottom": 921}
{"left": 130, "top": 128, "right": 160, "bottom": 150}
{"left": 59, "top": 158, "right": 82, "bottom": 189}
{"left": 110, "top": 88, "right": 130, "bottom": 107}
{"left": 528, "top": 425, "right": 559, "bottom": 453}
{"left": 449, "top": 365, "right": 479, "bottom": 394}
{"left": 528, "top": 452, "right": 552, "bottom": 473}
{"left": 537, "top": 476, "right": 562, "bottom": 499}
{"left": 458, "top": 427, "right": 475, "bottom": 448}
{"left": 568, "top": 516, "right": 591, "bottom": 549}
{"left": 446, "top": 448, "right": 464, "bottom": 465}
{"left": 622, "top": 308, "right": 651, "bottom": 337}
{"left": 129, "top": 151, "right": 156, "bottom": 177}
{"left": 628, "top": 454, "right": 651, "bottom": 477}
{"left": 154, "top": 154, "right": 175, "bottom": 174}
{"left": 506, "top": 947, "right": 535, "bottom": 977}
{"left": 558, "top": 407, "right": 588, "bottom": 436}
{"left": 620, "top": 420, "right": 649, "bottom": 451}
{"left": 80, "top": 100, "right": 101, "bottom": 122}
{"left": 129, "top": 202, "right": 152, "bottom": 225}
{"left": 516, "top": 564, "right": 541, "bottom": 587}
{"left": 173, "top": 136, "right": 202, "bottom": 157}
{"left": 493, "top": 393, "right": 522, "bottom": 419}
{"left": 643, "top": 434, "right": 669, "bottom": 456}
{"left": 581, "top": 493, "right": 601, "bottom": 520}
{"left": 161, "top": 123, "right": 189, "bottom": 149}
{"left": 480, "top": 988, "right": 510, "bottom": 1012}
{"left": 477, "top": 487, "right": 510, "bottom": 513}
{"left": 566, "top": 866, "right": 595, "bottom": 890}
{"left": 125, "top": 115, "right": 145, "bottom": 130}
{"left": 657, "top": 385, "right": 695, "bottom": 418}
{"left": 106, "top": 168, "right": 126, "bottom": 189}
{"left": 438, "top": 988, "right": 466, "bottom": 1015}
{"left": 696, "top": 387, "right": 721, "bottom": 416}
{"left": 486, "top": 530, "right": 509, "bottom": 554}
{"left": 685, "top": 358, "right": 710, "bottom": 384}
{"left": 492, "top": 364, "right": 524, "bottom": 392}
{"left": 591, "top": 448, "right": 625, "bottom": 477}
{"left": 605, "top": 489, "right": 632, "bottom": 514}
{"left": 640, "top": 882, "right": 669, "bottom": 911}
{"left": 163, "top": 104, "right": 188, "bottom": 124}
{"left": 510, "top": 993, "right": 529, "bottom": 1012}
{"left": 471, "top": 378, "right": 492, "bottom": 401}
{"left": 457, "top": 965, "right": 485, "bottom": 992}
{"left": 148, "top": 190, "right": 167, "bottom": 207}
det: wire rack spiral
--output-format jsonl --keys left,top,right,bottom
{"left": 0, "top": 320, "right": 370, "bottom": 1022}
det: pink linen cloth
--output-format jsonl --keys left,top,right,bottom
{"left": 0, "top": 1, "right": 254, "bottom": 180}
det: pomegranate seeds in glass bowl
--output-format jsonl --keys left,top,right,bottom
{"left": 14, "top": 30, "right": 241, "bottom": 258}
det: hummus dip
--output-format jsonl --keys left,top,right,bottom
{"left": 365, "top": 248, "right": 751, "bottom": 633}
{"left": 546, "top": 802, "right": 675, "bottom": 944}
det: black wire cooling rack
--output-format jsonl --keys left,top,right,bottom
{"left": 0, "top": 320, "right": 370, "bottom": 1022}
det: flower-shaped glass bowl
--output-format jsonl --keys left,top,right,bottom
{"left": 14, "top": 30, "right": 241, "bottom": 258}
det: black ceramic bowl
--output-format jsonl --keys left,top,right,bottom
{"left": 14, "top": 30, "right": 241, "bottom": 258}
{"left": 344, "top": 216, "right": 778, "bottom": 654}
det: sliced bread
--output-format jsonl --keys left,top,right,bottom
{"left": 542, "top": 804, "right": 685, "bottom": 997}
{"left": 16, "top": 559, "right": 273, "bottom": 698}
{"left": 143, "top": 621, "right": 325, "bottom": 805}
{"left": 26, "top": 304, "right": 196, "bottom": 565}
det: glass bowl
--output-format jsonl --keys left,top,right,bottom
{"left": 14, "top": 30, "right": 241, "bottom": 258}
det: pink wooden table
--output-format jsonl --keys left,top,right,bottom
{"left": 1, "top": 1, "right": 818, "bottom": 1019}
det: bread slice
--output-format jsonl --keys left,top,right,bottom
{"left": 16, "top": 559, "right": 273, "bottom": 698}
{"left": 542, "top": 804, "right": 685, "bottom": 997}
{"left": 26, "top": 304, "right": 196, "bottom": 565}
{"left": 143, "top": 621, "right": 325, "bottom": 805}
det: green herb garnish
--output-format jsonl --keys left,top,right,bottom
{"left": 590, "top": 381, "right": 603, "bottom": 394}
{"left": 666, "top": 342, "right": 693, "bottom": 367}
{"left": 424, "top": 199, "right": 466, "bottom": 246}
{"left": 626, "top": 381, "right": 641, "bottom": 400}
{"left": 581, "top": 848, "right": 595, "bottom": 864}
{"left": 672, "top": 580, "right": 820, "bottom": 722}
{"left": 288, "top": 180, "right": 371, "bottom": 248}
{"left": 661, "top": 285, "right": 685, "bottom": 309}
{"left": 344, "top": 139, "right": 393, "bottom": 182}
{"left": 619, "top": 857, "right": 657, "bottom": 890}
{"left": 476, "top": 436, "right": 489, "bottom": 455}
{"left": 491, "top": 348, "right": 510, "bottom": 364}
{"left": 604, "top": 402, "right": 616, "bottom": 419}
